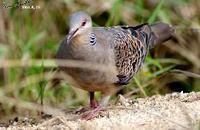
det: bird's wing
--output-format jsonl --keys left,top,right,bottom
{"left": 103, "top": 24, "right": 151, "bottom": 85}
{"left": 104, "top": 22, "right": 174, "bottom": 85}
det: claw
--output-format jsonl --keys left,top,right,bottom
{"left": 81, "top": 107, "right": 101, "bottom": 120}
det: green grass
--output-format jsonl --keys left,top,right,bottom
{"left": 148, "top": 0, "right": 165, "bottom": 23}
{"left": 0, "top": 0, "right": 200, "bottom": 118}
{"left": 106, "top": 0, "right": 123, "bottom": 26}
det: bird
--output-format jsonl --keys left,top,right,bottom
{"left": 56, "top": 11, "right": 174, "bottom": 120}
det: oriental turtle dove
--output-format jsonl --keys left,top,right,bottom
{"left": 56, "top": 11, "right": 174, "bottom": 119}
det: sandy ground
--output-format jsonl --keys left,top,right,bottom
{"left": 1, "top": 92, "right": 200, "bottom": 130}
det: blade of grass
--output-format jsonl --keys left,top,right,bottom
{"left": 38, "top": 45, "right": 46, "bottom": 106}
{"left": 23, "top": 32, "right": 46, "bottom": 54}
{"left": 148, "top": 0, "right": 164, "bottom": 23}
{"left": 134, "top": 77, "right": 147, "bottom": 97}
{"left": 106, "top": 0, "right": 122, "bottom": 26}
{"left": 171, "top": 69, "right": 200, "bottom": 79}
{"left": 149, "top": 65, "right": 176, "bottom": 78}
{"left": 134, "top": 0, "right": 145, "bottom": 20}
{"left": 158, "top": 10, "right": 171, "bottom": 24}
{"left": 146, "top": 55, "right": 163, "bottom": 69}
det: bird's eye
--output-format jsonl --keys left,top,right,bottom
{"left": 81, "top": 21, "right": 86, "bottom": 26}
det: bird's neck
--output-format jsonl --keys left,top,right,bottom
{"left": 68, "top": 28, "right": 95, "bottom": 59}
{"left": 71, "top": 28, "right": 92, "bottom": 47}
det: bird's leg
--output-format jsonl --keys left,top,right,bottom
{"left": 74, "top": 92, "right": 97, "bottom": 114}
{"left": 89, "top": 92, "right": 99, "bottom": 109}
{"left": 81, "top": 93, "right": 111, "bottom": 120}
{"left": 75, "top": 92, "right": 98, "bottom": 114}
{"left": 99, "top": 94, "right": 110, "bottom": 107}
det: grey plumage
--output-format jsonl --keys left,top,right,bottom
{"left": 57, "top": 23, "right": 173, "bottom": 85}
{"left": 56, "top": 11, "right": 174, "bottom": 112}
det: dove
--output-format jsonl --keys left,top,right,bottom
{"left": 56, "top": 11, "right": 174, "bottom": 120}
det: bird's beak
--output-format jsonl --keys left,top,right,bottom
{"left": 67, "top": 28, "right": 79, "bottom": 42}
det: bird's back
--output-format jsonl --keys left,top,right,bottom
{"left": 93, "top": 22, "right": 174, "bottom": 85}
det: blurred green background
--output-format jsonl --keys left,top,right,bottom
{"left": 0, "top": 0, "right": 200, "bottom": 119}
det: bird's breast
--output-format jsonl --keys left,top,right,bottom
{"left": 63, "top": 39, "right": 118, "bottom": 88}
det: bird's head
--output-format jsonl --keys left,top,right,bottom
{"left": 67, "top": 11, "right": 92, "bottom": 42}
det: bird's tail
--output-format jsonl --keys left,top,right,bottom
{"left": 148, "top": 22, "right": 174, "bottom": 48}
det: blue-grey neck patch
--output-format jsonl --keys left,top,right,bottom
{"left": 89, "top": 33, "right": 96, "bottom": 46}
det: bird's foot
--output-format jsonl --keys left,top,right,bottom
{"left": 90, "top": 99, "right": 99, "bottom": 109}
{"left": 81, "top": 106, "right": 101, "bottom": 120}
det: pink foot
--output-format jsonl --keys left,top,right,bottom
{"left": 81, "top": 107, "right": 101, "bottom": 120}
{"left": 89, "top": 92, "right": 99, "bottom": 109}
{"left": 90, "top": 99, "right": 99, "bottom": 109}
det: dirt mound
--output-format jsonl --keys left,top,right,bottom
{"left": 1, "top": 92, "right": 200, "bottom": 130}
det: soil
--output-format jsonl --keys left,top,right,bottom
{"left": 1, "top": 92, "right": 200, "bottom": 130}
